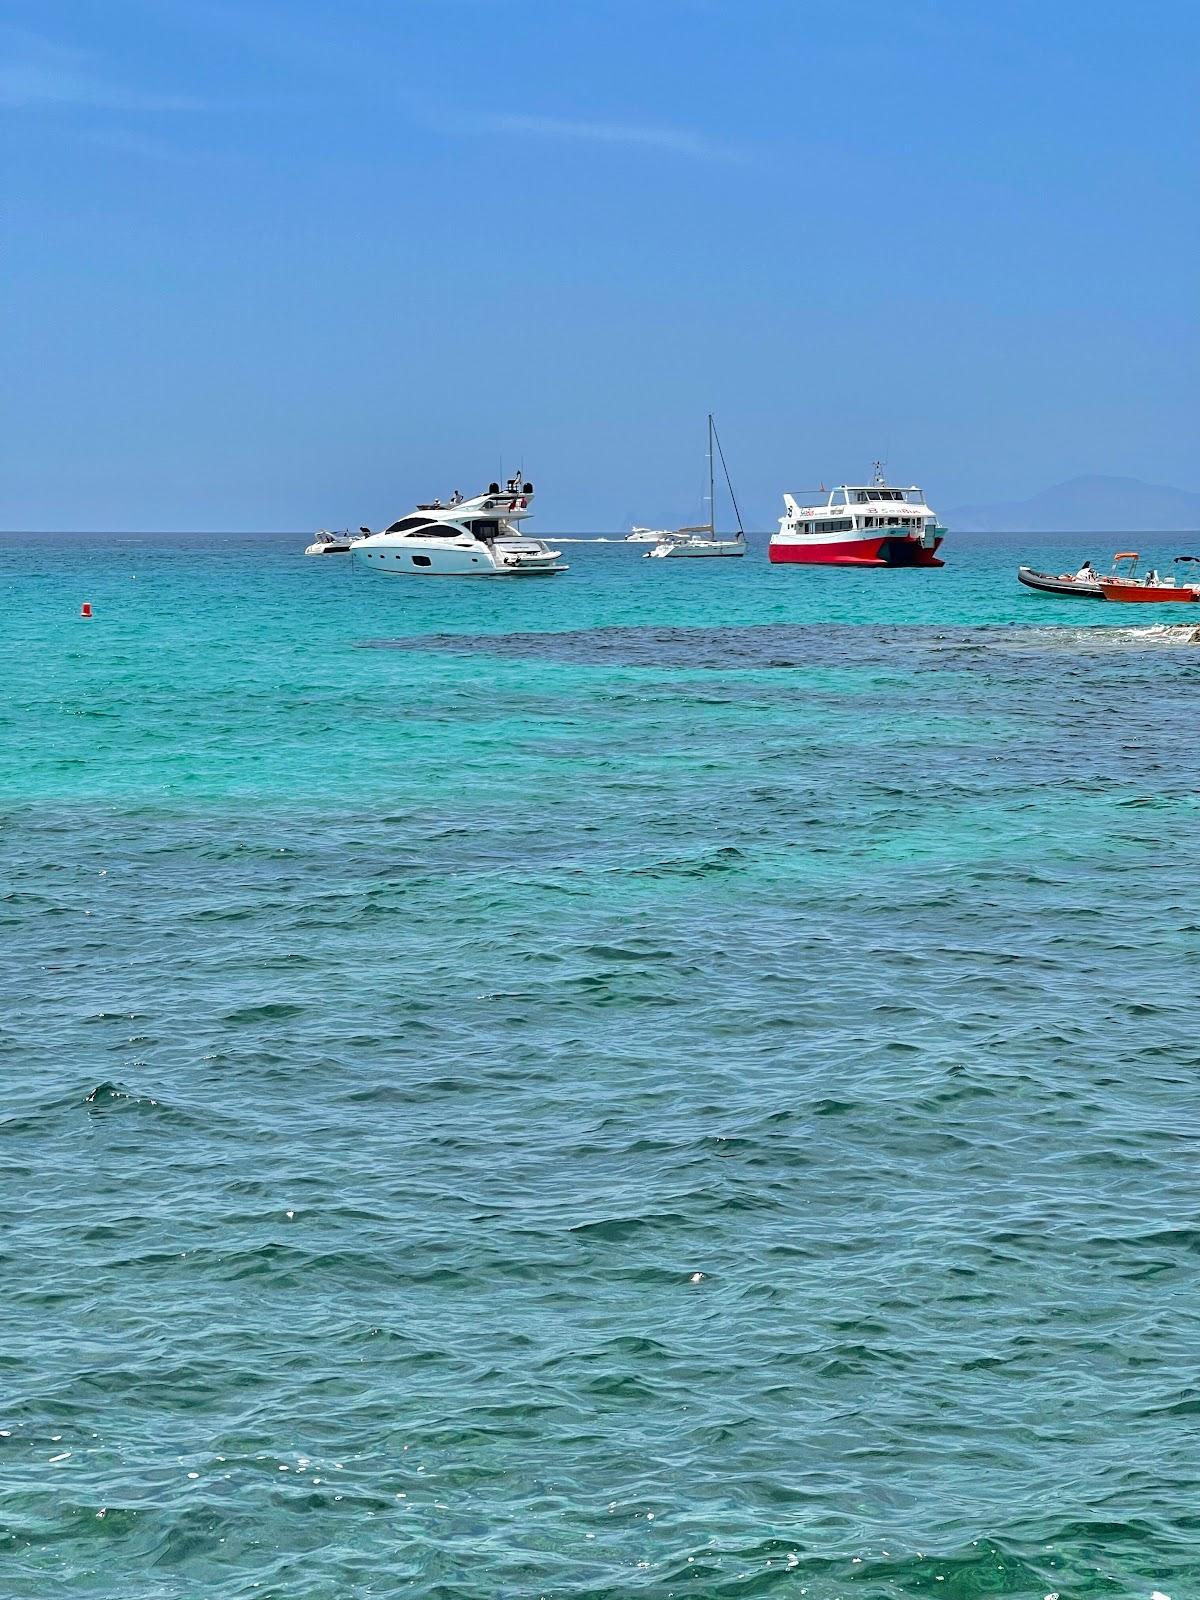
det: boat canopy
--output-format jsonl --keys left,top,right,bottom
{"left": 1114, "top": 551, "right": 1139, "bottom": 561}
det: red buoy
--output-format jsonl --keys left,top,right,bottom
{"left": 80, "top": 602, "right": 92, "bottom": 618}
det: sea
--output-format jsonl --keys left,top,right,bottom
{"left": 2, "top": 529, "right": 1198, "bottom": 1600}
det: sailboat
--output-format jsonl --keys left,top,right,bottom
{"left": 645, "top": 415, "right": 747, "bottom": 559}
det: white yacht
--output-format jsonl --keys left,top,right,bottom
{"left": 304, "top": 529, "right": 356, "bottom": 556}
{"left": 625, "top": 527, "right": 667, "bottom": 543}
{"left": 350, "top": 480, "right": 567, "bottom": 577}
{"left": 645, "top": 416, "right": 746, "bottom": 559}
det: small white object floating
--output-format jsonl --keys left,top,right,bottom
{"left": 351, "top": 479, "right": 567, "bottom": 577}
{"left": 643, "top": 415, "right": 746, "bottom": 560}
{"left": 304, "top": 529, "right": 356, "bottom": 556}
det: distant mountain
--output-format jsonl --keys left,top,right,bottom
{"left": 948, "top": 475, "right": 1200, "bottom": 533}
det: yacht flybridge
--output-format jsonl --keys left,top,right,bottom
{"left": 770, "top": 464, "right": 945, "bottom": 567}
{"left": 351, "top": 480, "right": 567, "bottom": 577}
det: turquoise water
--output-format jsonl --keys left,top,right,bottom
{"left": 2, "top": 530, "right": 1199, "bottom": 1599}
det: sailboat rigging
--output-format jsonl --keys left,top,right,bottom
{"left": 645, "top": 415, "right": 747, "bottom": 559}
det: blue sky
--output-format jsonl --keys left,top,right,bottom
{"left": 4, "top": 0, "right": 1198, "bottom": 530}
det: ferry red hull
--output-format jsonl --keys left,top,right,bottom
{"left": 769, "top": 534, "right": 944, "bottom": 568}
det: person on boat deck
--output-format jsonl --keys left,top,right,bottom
{"left": 1075, "top": 560, "right": 1096, "bottom": 580}
{"left": 1146, "top": 568, "right": 1160, "bottom": 584}
{"left": 450, "top": 489, "right": 464, "bottom": 505}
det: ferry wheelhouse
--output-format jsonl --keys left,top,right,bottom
{"left": 770, "top": 464, "right": 945, "bottom": 567}
{"left": 350, "top": 479, "right": 566, "bottom": 577}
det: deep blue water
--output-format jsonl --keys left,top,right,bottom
{"left": 1, "top": 530, "right": 1198, "bottom": 1598}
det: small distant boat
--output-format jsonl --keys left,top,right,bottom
{"left": 1098, "top": 553, "right": 1200, "bottom": 604}
{"left": 1017, "top": 565, "right": 1104, "bottom": 597}
{"left": 645, "top": 415, "right": 746, "bottom": 560}
{"left": 625, "top": 527, "right": 666, "bottom": 543}
{"left": 305, "top": 529, "right": 357, "bottom": 556}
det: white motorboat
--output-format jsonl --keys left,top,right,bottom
{"left": 646, "top": 529, "right": 747, "bottom": 559}
{"left": 304, "top": 529, "right": 356, "bottom": 556}
{"left": 644, "top": 416, "right": 746, "bottom": 559}
{"left": 350, "top": 480, "right": 567, "bottom": 577}
{"left": 625, "top": 526, "right": 667, "bottom": 543}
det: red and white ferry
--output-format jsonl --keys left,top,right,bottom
{"left": 770, "top": 463, "right": 945, "bottom": 567}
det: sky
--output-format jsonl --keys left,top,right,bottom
{"left": 3, "top": 0, "right": 1198, "bottom": 531}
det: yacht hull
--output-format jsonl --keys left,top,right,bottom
{"left": 352, "top": 541, "right": 566, "bottom": 577}
{"left": 354, "top": 543, "right": 496, "bottom": 575}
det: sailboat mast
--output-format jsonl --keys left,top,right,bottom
{"left": 707, "top": 413, "right": 715, "bottom": 534}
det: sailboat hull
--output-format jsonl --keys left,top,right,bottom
{"left": 651, "top": 540, "right": 745, "bottom": 558}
